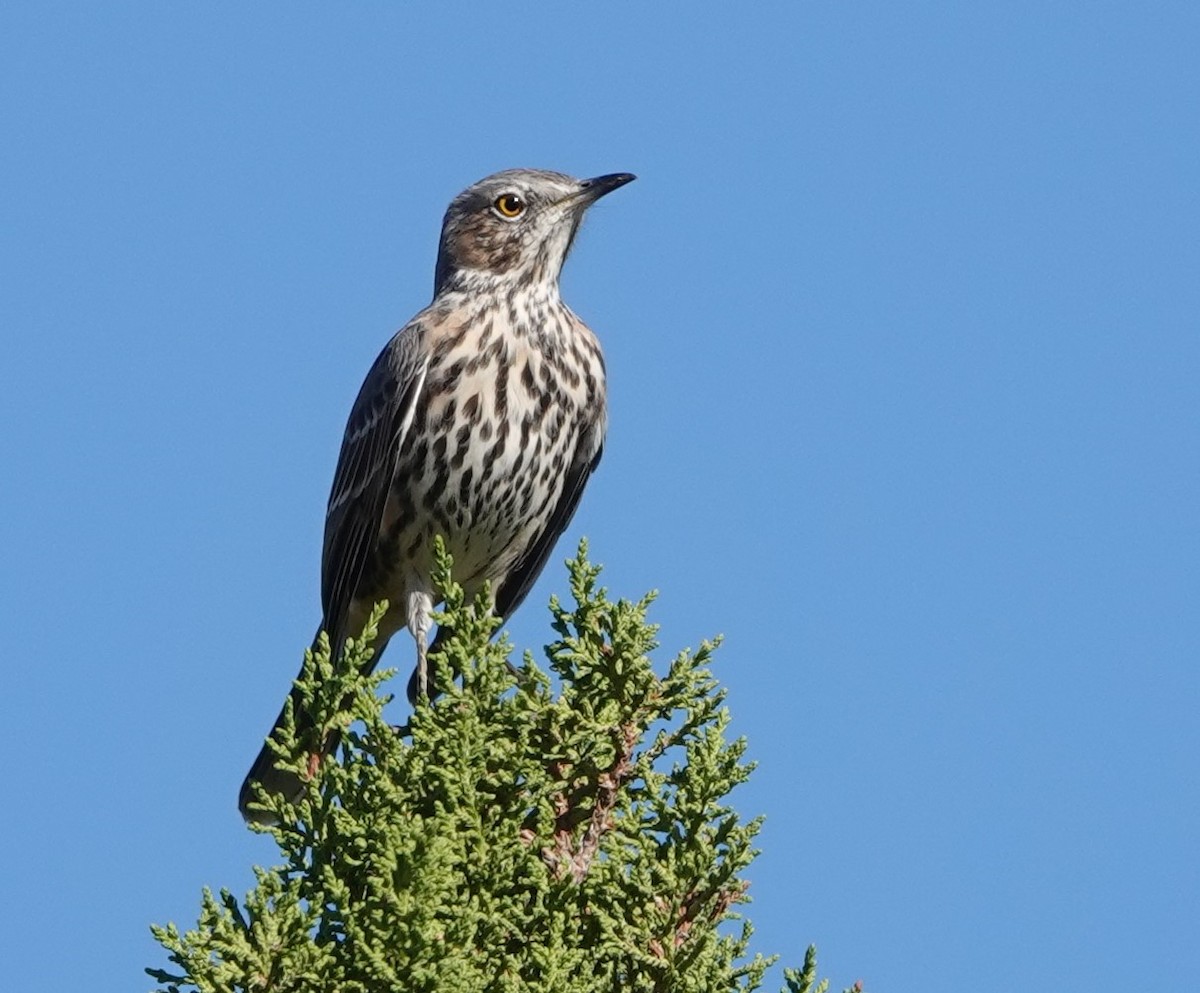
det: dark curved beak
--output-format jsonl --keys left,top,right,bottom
{"left": 579, "top": 172, "right": 637, "bottom": 203}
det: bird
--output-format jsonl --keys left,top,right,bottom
{"left": 239, "top": 168, "right": 635, "bottom": 823}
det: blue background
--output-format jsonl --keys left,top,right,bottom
{"left": 2, "top": 4, "right": 1196, "bottom": 990}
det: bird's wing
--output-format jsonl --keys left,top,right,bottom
{"left": 493, "top": 424, "right": 605, "bottom": 621}
{"left": 321, "top": 322, "right": 429, "bottom": 648}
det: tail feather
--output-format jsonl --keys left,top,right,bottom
{"left": 238, "top": 624, "right": 359, "bottom": 825}
{"left": 237, "top": 686, "right": 328, "bottom": 825}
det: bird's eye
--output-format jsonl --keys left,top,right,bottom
{"left": 493, "top": 193, "right": 526, "bottom": 218}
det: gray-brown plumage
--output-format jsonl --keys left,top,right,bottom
{"left": 239, "top": 168, "right": 635, "bottom": 823}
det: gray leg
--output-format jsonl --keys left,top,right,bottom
{"left": 407, "top": 590, "right": 433, "bottom": 699}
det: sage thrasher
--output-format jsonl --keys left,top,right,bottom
{"left": 239, "top": 168, "right": 635, "bottom": 822}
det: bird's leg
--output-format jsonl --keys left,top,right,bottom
{"left": 407, "top": 590, "right": 434, "bottom": 699}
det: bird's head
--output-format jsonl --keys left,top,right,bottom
{"left": 433, "top": 168, "right": 635, "bottom": 297}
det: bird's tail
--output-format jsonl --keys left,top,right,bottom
{"left": 238, "top": 625, "right": 352, "bottom": 825}
{"left": 237, "top": 687, "right": 320, "bottom": 825}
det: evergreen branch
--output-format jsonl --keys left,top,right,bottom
{"left": 148, "top": 542, "right": 855, "bottom": 993}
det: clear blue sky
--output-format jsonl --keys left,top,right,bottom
{"left": 2, "top": 3, "right": 1196, "bottom": 990}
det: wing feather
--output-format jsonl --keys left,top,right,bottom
{"left": 320, "top": 323, "right": 429, "bottom": 649}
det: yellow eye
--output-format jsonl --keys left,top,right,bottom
{"left": 493, "top": 193, "right": 526, "bottom": 218}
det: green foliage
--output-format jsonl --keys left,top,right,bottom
{"left": 149, "top": 541, "right": 853, "bottom": 993}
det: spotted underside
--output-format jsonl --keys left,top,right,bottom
{"left": 345, "top": 292, "right": 606, "bottom": 647}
